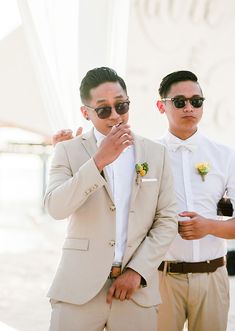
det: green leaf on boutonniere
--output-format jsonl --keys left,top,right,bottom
{"left": 135, "top": 162, "right": 149, "bottom": 184}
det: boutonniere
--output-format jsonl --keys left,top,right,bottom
{"left": 195, "top": 162, "right": 210, "bottom": 181}
{"left": 135, "top": 162, "right": 149, "bottom": 184}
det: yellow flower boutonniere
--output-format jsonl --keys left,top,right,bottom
{"left": 195, "top": 162, "right": 210, "bottom": 181}
{"left": 135, "top": 162, "right": 149, "bottom": 184}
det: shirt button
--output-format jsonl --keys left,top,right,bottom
{"left": 109, "top": 240, "right": 115, "bottom": 247}
{"left": 110, "top": 205, "right": 116, "bottom": 211}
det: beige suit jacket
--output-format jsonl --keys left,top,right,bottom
{"left": 44, "top": 129, "right": 177, "bottom": 307}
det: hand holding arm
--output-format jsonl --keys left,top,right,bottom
{"left": 106, "top": 268, "right": 141, "bottom": 304}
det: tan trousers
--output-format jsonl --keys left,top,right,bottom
{"left": 49, "top": 279, "right": 158, "bottom": 331}
{"left": 158, "top": 265, "right": 229, "bottom": 331}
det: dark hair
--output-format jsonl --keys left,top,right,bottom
{"left": 158, "top": 70, "right": 200, "bottom": 97}
{"left": 80, "top": 67, "right": 127, "bottom": 102}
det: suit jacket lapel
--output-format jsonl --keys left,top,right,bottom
{"left": 81, "top": 129, "right": 98, "bottom": 157}
{"left": 130, "top": 134, "right": 146, "bottom": 208}
{"left": 81, "top": 129, "right": 114, "bottom": 203}
{"left": 102, "top": 168, "right": 114, "bottom": 203}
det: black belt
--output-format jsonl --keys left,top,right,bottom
{"left": 158, "top": 257, "right": 225, "bottom": 274}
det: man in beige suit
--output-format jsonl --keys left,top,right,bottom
{"left": 45, "top": 67, "right": 178, "bottom": 331}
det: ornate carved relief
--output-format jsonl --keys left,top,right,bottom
{"left": 133, "top": 0, "right": 226, "bottom": 51}
{"left": 204, "top": 58, "right": 235, "bottom": 130}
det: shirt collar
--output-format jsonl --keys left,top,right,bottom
{"left": 93, "top": 128, "right": 106, "bottom": 147}
{"left": 163, "top": 130, "right": 201, "bottom": 152}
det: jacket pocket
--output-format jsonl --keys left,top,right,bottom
{"left": 63, "top": 238, "right": 89, "bottom": 251}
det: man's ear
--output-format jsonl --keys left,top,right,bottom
{"left": 156, "top": 100, "right": 165, "bottom": 114}
{"left": 81, "top": 106, "right": 89, "bottom": 120}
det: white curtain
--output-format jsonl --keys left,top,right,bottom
{"left": 107, "top": 0, "right": 130, "bottom": 77}
{"left": 78, "top": 0, "right": 130, "bottom": 80}
{"left": 17, "top": 0, "right": 130, "bottom": 133}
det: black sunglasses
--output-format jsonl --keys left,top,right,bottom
{"left": 84, "top": 100, "right": 130, "bottom": 119}
{"left": 161, "top": 97, "right": 205, "bottom": 109}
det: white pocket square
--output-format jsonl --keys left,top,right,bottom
{"left": 142, "top": 178, "right": 158, "bottom": 182}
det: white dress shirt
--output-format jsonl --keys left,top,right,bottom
{"left": 94, "top": 128, "right": 135, "bottom": 264}
{"left": 159, "top": 130, "right": 235, "bottom": 262}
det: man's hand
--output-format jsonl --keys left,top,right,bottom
{"left": 52, "top": 127, "right": 83, "bottom": 146}
{"left": 178, "top": 211, "right": 213, "bottom": 240}
{"left": 106, "top": 268, "right": 141, "bottom": 304}
{"left": 94, "top": 124, "right": 134, "bottom": 172}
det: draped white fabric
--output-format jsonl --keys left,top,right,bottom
{"left": 78, "top": 0, "right": 130, "bottom": 79}
{"left": 17, "top": 0, "right": 130, "bottom": 133}
{"left": 17, "top": 0, "right": 85, "bottom": 133}
{"left": 107, "top": 0, "right": 130, "bottom": 77}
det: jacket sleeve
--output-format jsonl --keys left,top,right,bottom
{"left": 44, "top": 142, "right": 106, "bottom": 220}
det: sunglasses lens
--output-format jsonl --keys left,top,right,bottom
{"left": 116, "top": 101, "right": 130, "bottom": 114}
{"left": 173, "top": 99, "right": 186, "bottom": 108}
{"left": 96, "top": 107, "right": 112, "bottom": 119}
{"left": 191, "top": 98, "right": 204, "bottom": 108}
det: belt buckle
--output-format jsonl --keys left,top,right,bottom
{"left": 167, "top": 261, "right": 180, "bottom": 274}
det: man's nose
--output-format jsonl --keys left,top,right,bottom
{"left": 109, "top": 107, "right": 120, "bottom": 119}
{"left": 183, "top": 100, "right": 194, "bottom": 112}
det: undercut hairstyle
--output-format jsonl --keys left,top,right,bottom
{"left": 158, "top": 70, "right": 200, "bottom": 98}
{"left": 80, "top": 67, "right": 127, "bottom": 103}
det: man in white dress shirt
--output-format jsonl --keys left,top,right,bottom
{"left": 45, "top": 67, "right": 178, "bottom": 331}
{"left": 156, "top": 70, "right": 235, "bottom": 331}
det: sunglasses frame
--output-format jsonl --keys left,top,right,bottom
{"left": 161, "top": 97, "right": 205, "bottom": 109}
{"left": 84, "top": 100, "right": 130, "bottom": 119}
